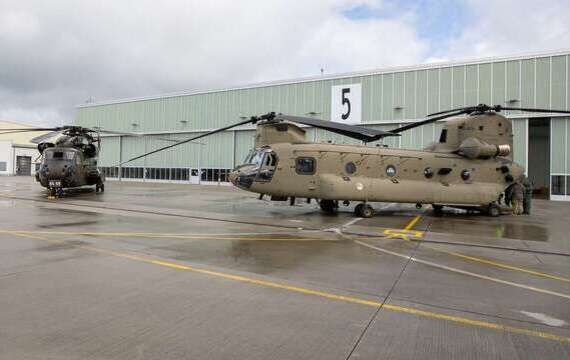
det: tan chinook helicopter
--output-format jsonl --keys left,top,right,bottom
{"left": 121, "top": 104, "right": 570, "bottom": 217}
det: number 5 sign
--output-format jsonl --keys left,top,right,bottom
{"left": 331, "top": 83, "right": 362, "bottom": 124}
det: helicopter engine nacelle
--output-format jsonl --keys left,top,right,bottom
{"left": 456, "top": 137, "right": 510, "bottom": 159}
{"left": 83, "top": 143, "right": 97, "bottom": 157}
{"left": 37, "top": 142, "right": 55, "bottom": 154}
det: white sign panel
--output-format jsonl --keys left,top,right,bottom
{"left": 331, "top": 83, "right": 362, "bottom": 124}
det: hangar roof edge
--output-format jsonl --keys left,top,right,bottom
{"left": 77, "top": 49, "right": 570, "bottom": 109}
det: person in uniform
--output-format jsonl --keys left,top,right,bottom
{"left": 511, "top": 182, "right": 524, "bottom": 215}
{"left": 504, "top": 184, "right": 514, "bottom": 207}
{"left": 522, "top": 176, "right": 533, "bottom": 215}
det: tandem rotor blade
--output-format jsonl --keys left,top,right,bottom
{"left": 88, "top": 128, "right": 145, "bottom": 136}
{"left": 496, "top": 106, "right": 570, "bottom": 114}
{"left": 117, "top": 117, "right": 257, "bottom": 166}
{"left": 398, "top": 104, "right": 570, "bottom": 135}
{"left": 0, "top": 127, "right": 62, "bottom": 135}
{"left": 30, "top": 131, "right": 63, "bottom": 144}
{"left": 276, "top": 114, "right": 399, "bottom": 142}
{"left": 426, "top": 107, "right": 473, "bottom": 117}
{"left": 388, "top": 109, "right": 469, "bottom": 134}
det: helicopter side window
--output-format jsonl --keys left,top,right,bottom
{"left": 296, "top": 157, "right": 315, "bottom": 175}
{"left": 439, "top": 129, "right": 447, "bottom": 143}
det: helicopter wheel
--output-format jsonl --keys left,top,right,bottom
{"left": 432, "top": 204, "right": 444, "bottom": 217}
{"left": 319, "top": 200, "right": 338, "bottom": 214}
{"left": 487, "top": 203, "right": 500, "bottom": 217}
{"left": 355, "top": 203, "right": 374, "bottom": 218}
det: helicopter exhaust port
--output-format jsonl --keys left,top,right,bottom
{"left": 496, "top": 144, "right": 511, "bottom": 157}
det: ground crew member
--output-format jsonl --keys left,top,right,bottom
{"left": 504, "top": 184, "right": 513, "bottom": 207}
{"left": 511, "top": 182, "right": 524, "bottom": 215}
{"left": 522, "top": 176, "right": 533, "bottom": 215}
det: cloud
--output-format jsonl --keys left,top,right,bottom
{"left": 0, "top": 0, "right": 429, "bottom": 126}
{"left": 443, "top": 0, "right": 570, "bottom": 58}
{"left": 0, "top": 0, "right": 569, "bottom": 127}
{"left": 0, "top": 0, "right": 427, "bottom": 123}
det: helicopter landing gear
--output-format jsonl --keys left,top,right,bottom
{"left": 355, "top": 203, "right": 374, "bottom": 218}
{"left": 48, "top": 188, "right": 63, "bottom": 198}
{"left": 319, "top": 200, "right": 338, "bottom": 214}
{"left": 432, "top": 204, "right": 444, "bottom": 217}
{"left": 487, "top": 203, "right": 500, "bottom": 217}
{"left": 95, "top": 182, "right": 105, "bottom": 193}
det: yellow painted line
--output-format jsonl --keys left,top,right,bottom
{"left": 0, "top": 230, "right": 330, "bottom": 242}
{"left": 441, "top": 250, "right": 570, "bottom": 283}
{"left": 6, "top": 231, "right": 570, "bottom": 344}
{"left": 383, "top": 229, "right": 424, "bottom": 242}
{"left": 380, "top": 304, "right": 570, "bottom": 343}
{"left": 404, "top": 215, "right": 422, "bottom": 231}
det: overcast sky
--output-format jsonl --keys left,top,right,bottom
{"left": 1, "top": 0, "right": 569, "bottom": 126}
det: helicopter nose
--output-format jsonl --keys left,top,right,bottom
{"left": 228, "top": 169, "right": 239, "bottom": 185}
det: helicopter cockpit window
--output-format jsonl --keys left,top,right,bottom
{"left": 242, "top": 148, "right": 278, "bottom": 182}
{"left": 257, "top": 151, "right": 278, "bottom": 181}
{"left": 46, "top": 150, "right": 75, "bottom": 161}
{"left": 244, "top": 150, "right": 265, "bottom": 167}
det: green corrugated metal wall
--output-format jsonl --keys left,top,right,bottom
{"left": 512, "top": 119, "right": 527, "bottom": 170}
{"left": 78, "top": 53, "right": 570, "bottom": 171}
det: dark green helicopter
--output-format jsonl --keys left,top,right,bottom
{"left": 0, "top": 126, "right": 137, "bottom": 197}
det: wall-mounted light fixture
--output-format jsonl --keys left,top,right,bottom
{"left": 305, "top": 111, "right": 322, "bottom": 116}
{"left": 506, "top": 99, "right": 520, "bottom": 104}
{"left": 131, "top": 123, "right": 138, "bottom": 127}
{"left": 394, "top": 106, "right": 404, "bottom": 110}
{"left": 179, "top": 120, "right": 188, "bottom": 124}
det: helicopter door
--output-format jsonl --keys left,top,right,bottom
{"left": 190, "top": 168, "right": 200, "bottom": 184}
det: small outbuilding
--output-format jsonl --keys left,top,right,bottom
{"left": 0, "top": 121, "right": 46, "bottom": 176}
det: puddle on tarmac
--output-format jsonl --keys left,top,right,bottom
{"left": 36, "top": 221, "right": 100, "bottom": 229}
{"left": 36, "top": 240, "right": 89, "bottom": 251}
{"left": 493, "top": 223, "right": 549, "bottom": 241}
{"left": 428, "top": 217, "right": 550, "bottom": 242}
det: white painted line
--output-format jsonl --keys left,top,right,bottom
{"left": 520, "top": 311, "right": 568, "bottom": 327}
{"left": 354, "top": 240, "right": 570, "bottom": 300}
{"left": 342, "top": 217, "right": 363, "bottom": 228}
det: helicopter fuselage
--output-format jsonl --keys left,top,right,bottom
{"left": 36, "top": 147, "right": 103, "bottom": 194}
{"left": 230, "top": 142, "right": 525, "bottom": 208}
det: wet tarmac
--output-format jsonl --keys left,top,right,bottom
{"left": 0, "top": 177, "right": 569, "bottom": 359}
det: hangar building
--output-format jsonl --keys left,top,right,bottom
{"left": 0, "top": 121, "right": 46, "bottom": 176}
{"left": 76, "top": 50, "right": 570, "bottom": 201}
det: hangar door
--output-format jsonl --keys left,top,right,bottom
{"left": 551, "top": 118, "right": 570, "bottom": 201}
{"left": 16, "top": 156, "right": 31, "bottom": 176}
